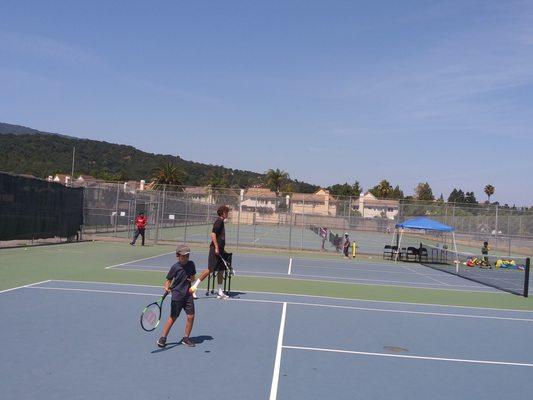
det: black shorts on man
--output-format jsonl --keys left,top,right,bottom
{"left": 170, "top": 296, "right": 195, "bottom": 319}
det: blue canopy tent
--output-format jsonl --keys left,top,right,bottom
{"left": 395, "top": 217, "right": 454, "bottom": 232}
{"left": 393, "top": 217, "right": 458, "bottom": 269}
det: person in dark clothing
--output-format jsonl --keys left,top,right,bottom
{"left": 130, "top": 212, "right": 147, "bottom": 246}
{"left": 342, "top": 233, "right": 350, "bottom": 258}
{"left": 157, "top": 244, "right": 197, "bottom": 348}
{"left": 481, "top": 241, "right": 490, "bottom": 268}
{"left": 189, "top": 205, "right": 230, "bottom": 299}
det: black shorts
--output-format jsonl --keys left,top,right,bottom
{"left": 170, "top": 296, "right": 195, "bottom": 319}
{"left": 208, "top": 246, "right": 226, "bottom": 271}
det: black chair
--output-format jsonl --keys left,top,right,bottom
{"left": 418, "top": 247, "right": 428, "bottom": 262}
{"left": 406, "top": 247, "right": 418, "bottom": 261}
{"left": 383, "top": 245, "right": 393, "bottom": 259}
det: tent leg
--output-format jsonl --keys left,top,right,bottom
{"left": 452, "top": 232, "right": 459, "bottom": 273}
{"left": 395, "top": 229, "right": 404, "bottom": 263}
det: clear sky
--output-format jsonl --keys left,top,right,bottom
{"left": 1, "top": 1, "right": 532, "bottom": 205}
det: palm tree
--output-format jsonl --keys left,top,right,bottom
{"left": 376, "top": 179, "right": 392, "bottom": 198}
{"left": 152, "top": 162, "right": 186, "bottom": 189}
{"left": 484, "top": 184, "right": 495, "bottom": 203}
{"left": 265, "top": 169, "right": 290, "bottom": 194}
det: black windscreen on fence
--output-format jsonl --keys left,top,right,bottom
{"left": 0, "top": 172, "right": 84, "bottom": 241}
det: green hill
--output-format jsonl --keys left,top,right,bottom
{"left": 0, "top": 122, "right": 318, "bottom": 192}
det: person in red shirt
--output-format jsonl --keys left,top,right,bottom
{"left": 130, "top": 212, "right": 147, "bottom": 246}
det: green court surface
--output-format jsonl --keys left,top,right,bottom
{"left": 1, "top": 241, "right": 532, "bottom": 311}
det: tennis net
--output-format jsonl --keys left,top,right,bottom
{"left": 419, "top": 243, "right": 530, "bottom": 297}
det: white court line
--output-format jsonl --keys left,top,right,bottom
{"left": 234, "top": 298, "right": 533, "bottom": 322}
{"left": 395, "top": 262, "right": 451, "bottom": 286}
{"left": 104, "top": 266, "right": 497, "bottom": 292}
{"left": 28, "top": 286, "right": 157, "bottom": 297}
{"left": 283, "top": 345, "right": 533, "bottom": 368}
{"left": 104, "top": 251, "right": 175, "bottom": 269}
{"left": 269, "top": 302, "right": 287, "bottom": 400}
{"left": 238, "top": 288, "right": 533, "bottom": 313}
{"left": 295, "top": 263, "right": 451, "bottom": 277}
{"left": 0, "top": 280, "right": 51, "bottom": 294}
{"left": 233, "top": 271, "right": 493, "bottom": 291}
{"left": 24, "top": 285, "right": 533, "bottom": 322}
{"left": 109, "top": 258, "right": 485, "bottom": 291}
{"left": 40, "top": 280, "right": 533, "bottom": 313}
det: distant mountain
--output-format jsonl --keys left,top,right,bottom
{"left": 0, "top": 122, "right": 319, "bottom": 192}
{"left": 0, "top": 122, "right": 75, "bottom": 138}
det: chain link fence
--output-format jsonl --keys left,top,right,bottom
{"left": 76, "top": 181, "right": 533, "bottom": 257}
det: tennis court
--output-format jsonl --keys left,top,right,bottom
{"left": 107, "top": 250, "right": 508, "bottom": 293}
{"left": 2, "top": 279, "right": 533, "bottom": 400}
{"left": 1, "top": 241, "right": 533, "bottom": 400}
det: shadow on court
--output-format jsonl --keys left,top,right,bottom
{"left": 150, "top": 335, "right": 215, "bottom": 353}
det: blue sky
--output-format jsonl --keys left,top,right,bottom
{"left": 1, "top": 1, "right": 532, "bottom": 205}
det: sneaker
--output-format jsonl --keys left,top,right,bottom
{"left": 130, "top": 242, "right": 134, "bottom": 246}
{"left": 157, "top": 337, "right": 167, "bottom": 348}
{"left": 217, "top": 291, "right": 229, "bottom": 300}
{"left": 181, "top": 337, "right": 196, "bottom": 347}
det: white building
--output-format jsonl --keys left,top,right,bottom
{"left": 241, "top": 188, "right": 277, "bottom": 212}
{"left": 357, "top": 192, "right": 399, "bottom": 219}
{"left": 183, "top": 186, "right": 215, "bottom": 204}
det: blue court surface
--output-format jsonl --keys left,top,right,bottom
{"left": 2, "top": 280, "right": 533, "bottom": 400}
{"left": 106, "top": 251, "right": 504, "bottom": 293}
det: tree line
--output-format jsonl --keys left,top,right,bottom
{"left": 0, "top": 132, "right": 506, "bottom": 206}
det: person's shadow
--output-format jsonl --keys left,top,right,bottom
{"left": 151, "top": 335, "right": 214, "bottom": 354}
{"left": 197, "top": 291, "right": 246, "bottom": 299}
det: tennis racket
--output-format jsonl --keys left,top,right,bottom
{"left": 219, "top": 253, "right": 235, "bottom": 276}
{"left": 140, "top": 277, "right": 177, "bottom": 332}
{"left": 140, "top": 291, "right": 168, "bottom": 332}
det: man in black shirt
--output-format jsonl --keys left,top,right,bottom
{"left": 189, "top": 205, "right": 230, "bottom": 299}
{"left": 157, "top": 244, "right": 197, "bottom": 348}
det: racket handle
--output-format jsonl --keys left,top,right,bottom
{"left": 162, "top": 291, "right": 169, "bottom": 301}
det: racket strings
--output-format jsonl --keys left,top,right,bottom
{"left": 141, "top": 304, "right": 161, "bottom": 331}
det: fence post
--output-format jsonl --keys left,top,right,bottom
{"left": 114, "top": 182, "right": 120, "bottom": 237}
{"left": 507, "top": 209, "right": 512, "bottom": 256}
{"left": 348, "top": 196, "right": 352, "bottom": 227}
{"left": 495, "top": 204, "right": 499, "bottom": 238}
{"left": 131, "top": 190, "right": 137, "bottom": 241}
{"left": 236, "top": 189, "right": 243, "bottom": 250}
{"left": 301, "top": 197, "right": 305, "bottom": 250}
{"left": 184, "top": 192, "right": 189, "bottom": 243}
{"left": 287, "top": 195, "right": 291, "bottom": 251}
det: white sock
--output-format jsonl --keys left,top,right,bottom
{"left": 191, "top": 279, "right": 201, "bottom": 290}
{"left": 218, "top": 284, "right": 222, "bottom": 293}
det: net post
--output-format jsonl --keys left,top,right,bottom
{"left": 524, "top": 258, "right": 530, "bottom": 298}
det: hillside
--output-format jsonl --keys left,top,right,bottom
{"left": 0, "top": 123, "right": 318, "bottom": 192}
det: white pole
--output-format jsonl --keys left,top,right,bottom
{"left": 390, "top": 227, "right": 396, "bottom": 247}
{"left": 452, "top": 231, "right": 459, "bottom": 274}
{"left": 395, "top": 229, "right": 404, "bottom": 262}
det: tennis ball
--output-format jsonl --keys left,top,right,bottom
{"left": 24, "top": 248, "right": 28, "bottom": 251}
